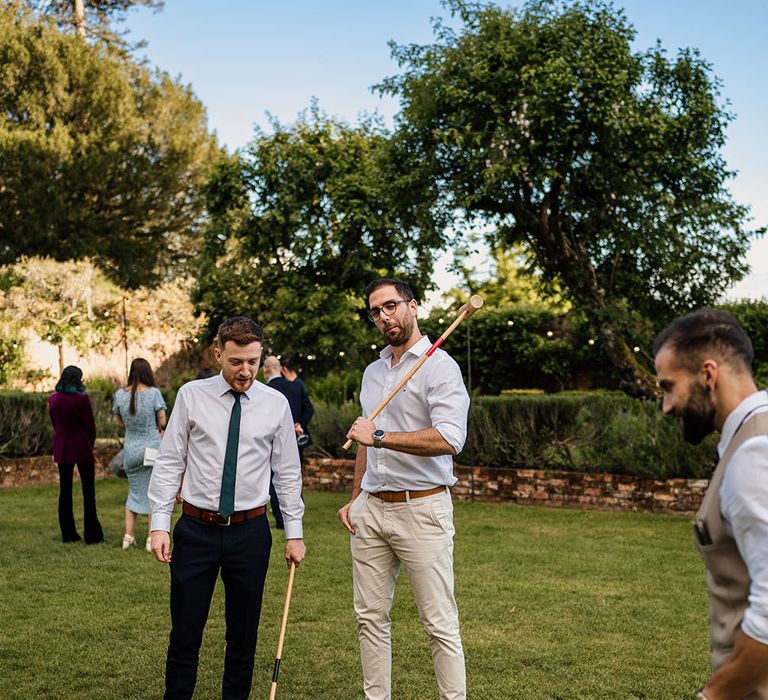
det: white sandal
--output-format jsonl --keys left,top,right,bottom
{"left": 145, "top": 537, "right": 152, "bottom": 553}
{"left": 122, "top": 534, "right": 137, "bottom": 550}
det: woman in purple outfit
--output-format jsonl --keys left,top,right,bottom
{"left": 48, "top": 365, "right": 104, "bottom": 544}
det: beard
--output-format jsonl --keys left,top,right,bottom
{"left": 382, "top": 312, "right": 415, "bottom": 347}
{"left": 679, "top": 381, "right": 716, "bottom": 445}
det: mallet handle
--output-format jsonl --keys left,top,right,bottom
{"left": 342, "top": 295, "right": 483, "bottom": 450}
{"left": 269, "top": 562, "right": 297, "bottom": 700}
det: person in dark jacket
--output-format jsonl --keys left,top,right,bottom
{"left": 48, "top": 365, "right": 104, "bottom": 544}
{"left": 262, "top": 355, "right": 314, "bottom": 529}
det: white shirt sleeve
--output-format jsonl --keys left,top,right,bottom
{"left": 148, "top": 386, "right": 190, "bottom": 532}
{"left": 270, "top": 400, "right": 305, "bottom": 540}
{"left": 721, "top": 436, "right": 768, "bottom": 645}
{"left": 427, "top": 354, "right": 469, "bottom": 454}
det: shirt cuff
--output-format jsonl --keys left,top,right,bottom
{"left": 741, "top": 605, "right": 768, "bottom": 646}
{"left": 151, "top": 512, "right": 172, "bottom": 532}
{"left": 283, "top": 519, "right": 303, "bottom": 540}
{"left": 434, "top": 423, "right": 466, "bottom": 454}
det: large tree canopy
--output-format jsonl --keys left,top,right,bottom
{"left": 194, "top": 107, "right": 450, "bottom": 370}
{"left": 381, "top": 0, "right": 760, "bottom": 395}
{"left": 0, "top": 7, "right": 220, "bottom": 287}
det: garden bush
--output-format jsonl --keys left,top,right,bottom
{"left": 4, "top": 389, "right": 715, "bottom": 479}
{"left": 309, "top": 392, "right": 717, "bottom": 479}
{"left": 0, "top": 388, "right": 175, "bottom": 457}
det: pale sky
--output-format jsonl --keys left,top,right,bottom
{"left": 126, "top": 0, "right": 768, "bottom": 301}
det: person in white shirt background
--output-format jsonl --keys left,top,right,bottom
{"left": 149, "top": 316, "right": 306, "bottom": 700}
{"left": 654, "top": 308, "right": 768, "bottom": 700}
{"left": 339, "top": 278, "right": 470, "bottom": 700}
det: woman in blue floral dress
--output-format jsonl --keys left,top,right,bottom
{"left": 112, "top": 358, "right": 167, "bottom": 551}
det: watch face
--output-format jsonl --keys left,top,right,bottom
{"left": 373, "top": 430, "right": 385, "bottom": 438}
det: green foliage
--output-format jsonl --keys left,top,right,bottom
{"left": 460, "top": 393, "right": 715, "bottom": 478}
{"left": 305, "top": 369, "right": 364, "bottom": 404}
{"left": 0, "top": 7, "right": 221, "bottom": 287}
{"left": 303, "top": 400, "right": 361, "bottom": 457}
{"left": 309, "top": 392, "right": 715, "bottom": 477}
{"left": 0, "top": 333, "right": 24, "bottom": 385}
{"left": 722, "top": 299, "right": 768, "bottom": 387}
{"left": 420, "top": 302, "right": 614, "bottom": 393}
{"left": 194, "top": 105, "right": 449, "bottom": 372}
{"left": 381, "top": 0, "right": 760, "bottom": 395}
{"left": 0, "top": 391, "right": 53, "bottom": 456}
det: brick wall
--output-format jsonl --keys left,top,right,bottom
{"left": 2, "top": 452, "right": 708, "bottom": 515}
{"left": 303, "top": 458, "right": 708, "bottom": 515}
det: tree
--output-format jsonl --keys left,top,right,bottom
{"left": 0, "top": 7, "right": 221, "bottom": 287}
{"left": 194, "top": 106, "right": 450, "bottom": 373}
{"left": 381, "top": 0, "right": 761, "bottom": 396}
{"left": 18, "top": 0, "right": 163, "bottom": 47}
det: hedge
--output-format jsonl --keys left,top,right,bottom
{"left": 3, "top": 391, "right": 715, "bottom": 480}
{"left": 0, "top": 389, "right": 174, "bottom": 458}
{"left": 306, "top": 394, "right": 717, "bottom": 479}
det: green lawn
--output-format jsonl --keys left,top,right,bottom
{"left": 0, "top": 479, "right": 710, "bottom": 699}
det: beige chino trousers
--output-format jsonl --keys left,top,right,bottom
{"left": 349, "top": 489, "right": 466, "bottom": 700}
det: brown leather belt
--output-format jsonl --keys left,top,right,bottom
{"left": 368, "top": 485, "right": 447, "bottom": 503}
{"left": 182, "top": 502, "right": 266, "bottom": 526}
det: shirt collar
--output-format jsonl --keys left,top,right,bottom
{"left": 379, "top": 335, "right": 431, "bottom": 364}
{"left": 718, "top": 389, "right": 768, "bottom": 457}
{"left": 216, "top": 372, "right": 256, "bottom": 400}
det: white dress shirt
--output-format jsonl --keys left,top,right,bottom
{"left": 718, "top": 389, "right": 768, "bottom": 645}
{"left": 360, "top": 335, "right": 469, "bottom": 492}
{"left": 149, "top": 373, "right": 304, "bottom": 539}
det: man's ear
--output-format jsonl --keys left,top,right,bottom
{"left": 213, "top": 346, "right": 222, "bottom": 364}
{"left": 700, "top": 359, "right": 719, "bottom": 391}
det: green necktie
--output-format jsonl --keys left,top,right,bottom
{"left": 218, "top": 390, "right": 243, "bottom": 519}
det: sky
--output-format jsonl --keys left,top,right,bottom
{"left": 125, "top": 0, "right": 768, "bottom": 301}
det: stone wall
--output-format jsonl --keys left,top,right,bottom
{"left": 0, "top": 445, "right": 119, "bottom": 488}
{"left": 2, "top": 452, "right": 708, "bottom": 515}
{"left": 303, "top": 458, "right": 708, "bottom": 515}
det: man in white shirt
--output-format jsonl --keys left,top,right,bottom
{"left": 149, "top": 316, "right": 306, "bottom": 700}
{"left": 338, "top": 278, "right": 470, "bottom": 700}
{"left": 654, "top": 308, "right": 768, "bottom": 700}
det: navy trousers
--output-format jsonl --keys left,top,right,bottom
{"left": 164, "top": 512, "right": 272, "bottom": 700}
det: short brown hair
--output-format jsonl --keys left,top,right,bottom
{"left": 217, "top": 316, "right": 264, "bottom": 349}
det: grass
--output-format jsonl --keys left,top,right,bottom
{"left": 0, "top": 479, "right": 711, "bottom": 699}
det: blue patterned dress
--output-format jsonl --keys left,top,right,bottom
{"left": 112, "top": 387, "right": 167, "bottom": 514}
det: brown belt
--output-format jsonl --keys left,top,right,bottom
{"left": 368, "top": 485, "right": 447, "bottom": 503}
{"left": 182, "top": 502, "right": 266, "bottom": 526}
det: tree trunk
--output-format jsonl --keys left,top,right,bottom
{"left": 73, "top": 0, "right": 86, "bottom": 38}
{"left": 58, "top": 343, "right": 65, "bottom": 375}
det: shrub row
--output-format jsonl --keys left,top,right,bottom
{"left": 3, "top": 391, "right": 715, "bottom": 480}
{"left": 307, "top": 393, "right": 717, "bottom": 479}
{"left": 0, "top": 389, "right": 173, "bottom": 458}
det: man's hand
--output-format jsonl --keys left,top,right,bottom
{"left": 294, "top": 422, "right": 304, "bottom": 436}
{"left": 151, "top": 530, "right": 172, "bottom": 563}
{"left": 346, "top": 417, "right": 376, "bottom": 447}
{"left": 337, "top": 499, "right": 357, "bottom": 535}
{"left": 285, "top": 538, "right": 306, "bottom": 568}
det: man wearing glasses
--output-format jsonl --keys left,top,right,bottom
{"left": 338, "top": 278, "right": 470, "bottom": 700}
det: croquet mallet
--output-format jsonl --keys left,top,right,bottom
{"left": 342, "top": 294, "right": 484, "bottom": 451}
{"left": 269, "top": 561, "right": 297, "bottom": 700}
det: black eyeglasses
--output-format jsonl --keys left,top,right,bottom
{"left": 367, "top": 299, "right": 410, "bottom": 322}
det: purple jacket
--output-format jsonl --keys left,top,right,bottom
{"left": 48, "top": 391, "right": 97, "bottom": 464}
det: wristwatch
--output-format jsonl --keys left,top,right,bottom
{"left": 372, "top": 429, "right": 385, "bottom": 449}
